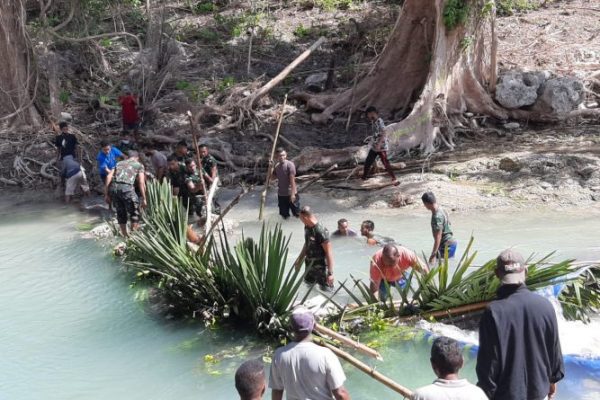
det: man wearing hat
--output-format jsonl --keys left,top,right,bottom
{"left": 269, "top": 308, "right": 350, "bottom": 400}
{"left": 476, "top": 249, "right": 564, "bottom": 400}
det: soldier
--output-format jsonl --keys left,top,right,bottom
{"left": 198, "top": 144, "right": 221, "bottom": 214}
{"left": 184, "top": 158, "right": 205, "bottom": 218}
{"left": 104, "top": 150, "right": 147, "bottom": 237}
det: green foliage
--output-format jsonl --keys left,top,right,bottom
{"left": 559, "top": 267, "right": 600, "bottom": 323}
{"left": 314, "top": 0, "right": 354, "bottom": 11}
{"left": 460, "top": 36, "right": 473, "bottom": 51}
{"left": 293, "top": 24, "right": 312, "bottom": 38}
{"left": 194, "top": 1, "right": 217, "bottom": 14}
{"left": 216, "top": 76, "right": 235, "bottom": 92}
{"left": 497, "top": 0, "right": 539, "bottom": 16}
{"left": 100, "top": 38, "right": 113, "bottom": 48}
{"left": 125, "top": 181, "right": 305, "bottom": 336}
{"left": 443, "top": 0, "right": 470, "bottom": 30}
{"left": 59, "top": 90, "right": 70, "bottom": 104}
{"left": 214, "top": 11, "right": 265, "bottom": 38}
{"left": 175, "top": 80, "right": 191, "bottom": 90}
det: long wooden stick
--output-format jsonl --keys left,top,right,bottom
{"left": 204, "top": 176, "right": 219, "bottom": 234}
{"left": 258, "top": 95, "right": 287, "bottom": 220}
{"left": 315, "top": 339, "right": 413, "bottom": 398}
{"left": 395, "top": 301, "right": 490, "bottom": 323}
{"left": 249, "top": 37, "right": 325, "bottom": 108}
{"left": 187, "top": 111, "right": 210, "bottom": 232}
{"left": 297, "top": 164, "right": 338, "bottom": 194}
{"left": 199, "top": 185, "right": 250, "bottom": 250}
{"left": 314, "top": 323, "right": 382, "bottom": 360}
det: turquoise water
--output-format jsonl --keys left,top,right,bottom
{"left": 1, "top": 195, "right": 600, "bottom": 399}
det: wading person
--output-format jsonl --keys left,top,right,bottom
{"left": 235, "top": 359, "right": 266, "bottom": 400}
{"left": 60, "top": 155, "right": 90, "bottom": 203}
{"left": 476, "top": 249, "right": 564, "bottom": 400}
{"left": 269, "top": 307, "right": 350, "bottom": 400}
{"left": 199, "top": 144, "right": 221, "bottom": 215}
{"left": 362, "top": 106, "right": 398, "bottom": 185}
{"left": 332, "top": 218, "right": 357, "bottom": 237}
{"left": 144, "top": 148, "right": 168, "bottom": 182}
{"left": 272, "top": 148, "right": 299, "bottom": 219}
{"left": 360, "top": 220, "right": 395, "bottom": 246}
{"left": 118, "top": 86, "right": 140, "bottom": 135}
{"left": 97, "top": 140, "right": 125, "bottom": 184}
{"left": 295, "top": 206, "right": 335, "bottom": 291}
{"left": 370, "top": 243, "right": 427, "bottom": 302}
{"left": 104, "top": 151, "right": 147, "bottom": 237}
{"left": 422, "top": 192, "right": 457, "bottom": 264}
{"left": 412, "top": 337, "right": 487, "bottom": 400}
{"left": 54, "top": 121, "right": 80, "bottom": 162}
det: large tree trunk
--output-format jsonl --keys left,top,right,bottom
{"left": 308, "top": 0, "right": 505, "bottom": 154}
{"left": 0, "top": 0, "right": 40, "bottom": 126}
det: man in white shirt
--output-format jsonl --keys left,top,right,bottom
{"left": 269, "top": 308, "right": 350, "bottom": 400}
{"left": 412, "top": 336, "right": 487, "bottom": 400}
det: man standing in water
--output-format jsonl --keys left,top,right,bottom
{"left": 295, "top": 206, "right": 335, "bottom": 291}
{"left": 104, "top": 151, "right": 147, "bottom": 237}
{"left": 235, "top": 359, "right": 266, "bottom": 400}
{"left": 370, "top": 243, "right": 427, "bottom": 301}
{"left": 422, "top": 192, "right": 457, "bottom": 264}
{"left": 360, "top": 220, "right": 395, "bottom": 246}
{"left": 362, "top": 106, "right": 398, "bottom": 185}
{"left": 476, "top": 249, "right": 564, "bottom": 400}
{"left": 269, "top": 308, "right": 350, "bottom": 400}
{"left": 412, "top": 337, "right": 487, "bottom": 400}
{"left": 272, "top": 148, "right": 299, "bottom": 219}
{"left": 332, "top": 218, "right": 357, "bottom": 237}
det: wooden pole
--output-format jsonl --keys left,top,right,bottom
{"left": 297, "top": 163, "right": 338, "bottom": 194}
{"left": 249, "top": 37, "right": 325, "bottom": 108}
{"left": 315, "top": 339, "right": 413, "bottom": 398}
{"left": 204, "top": 176, "right": 219, "bottom": 233}
{"left": 199, "top": 185, "right": 250, "bottom": 250}
{"left": 314, "top": 323, "right": 382, "bottom": 360}
{"left": 395, "top": 301, "right": 490, "bottom": 323}
{"left": 258, "top": 94, "right": 287, "bottom": 220}
{"left": 186, "top": 111, "right": 210, "bottom": 231}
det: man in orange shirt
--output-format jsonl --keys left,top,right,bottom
{"left": 370, "top": 244, "right": 428, "bottom": 301}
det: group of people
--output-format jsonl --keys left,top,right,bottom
{"left": 235, "top": 247, "right": 564, "bottom": 400}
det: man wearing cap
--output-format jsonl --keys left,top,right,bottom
{"left": 476, "top": 249, "right": 564, "bottom": 400}
{"left": 370, "top": 244, "right": 428, "bottom": 302}
{"left": 269, "top": 308, "right": 350, "bottom": 400}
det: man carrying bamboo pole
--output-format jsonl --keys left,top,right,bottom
{"left": 269, "top": 308, "right": 350, "bottom": 400}
{"left": 272, "top": 148, "right": 299, "bottom": 219}
{"left": 412, "top": 337, "right": 487, "bottom": 400}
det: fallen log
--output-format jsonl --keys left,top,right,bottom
{"left": 298, "top": 163, "right": 338, "bottom": 193}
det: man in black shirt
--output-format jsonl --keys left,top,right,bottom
{"left": 295, "top": 206, "right": 335, "bottom": 291}
{"left": 476, "top": 249, "right": 564, "bottom": 400}
{"left": 55, "top": 121, "right": 79, "bottom": 161}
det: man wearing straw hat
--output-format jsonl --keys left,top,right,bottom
{"left": 269, "top": 308, "right": 350, "bottom": 400}
{"left": 476, "top": 249, "right": 564, "bottom": 400}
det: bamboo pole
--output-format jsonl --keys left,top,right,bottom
{"left": 314, "top": 323, "right": 382, "bottom": 360}
{"left": 199, "top": 185, "right": 250, "bottom": 250}
{"left": 315, "top": 339, "right": 413, "bottom": 398}
{"left": 249, "top": 37, "right": 325, "bottom": 107}
{"left": 204, "top": 176, "right": 219, "bottom": 231}
{"left": 297, "top": 164, "right": 338, "bottom": 194}
{"left": 186, "top": 111, "right": 210, "bottom": 233}
{"left": 258, "top": 95, "right": 287, "bottom": 220}
{"left": 395, "top": 301, "right": 490, "bottom": 323}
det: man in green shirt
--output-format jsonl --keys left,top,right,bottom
{"left": 104, "top": 151, "right": 147, "bottom": 237}
{"left": 422, "top": 192, "right": 457, "bottom": 264}
{"left": 199, "top": 144, "right": 221, "bottom": 215}
{"left": 294, "top": 206, "right": 335, "bottom": 291}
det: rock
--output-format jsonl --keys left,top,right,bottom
{"left": 304, "top": 72, "right": 328, "bottom": 92}
{"left": 389, "top": 193, "right": 414, "bottom": 208}
{"left": 503, "top": 122, "right": 520, "bottom": 130}
{"left": 495, "top": 71, "right": 546, "bottom": 109}
{"left": 535, "top": 77, "right": 584, "bottom": 114}
{"left": 60, "top": 112, "right": 73, "bottom": 122}
{"left": 499, "top": 157, "right": 522, "bottom": 172}
{"left": 577, "top": 166, "right": 597, "bottom": 180}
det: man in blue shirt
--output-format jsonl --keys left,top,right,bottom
{"left": 97, "top": 140, "right": 125, "bottom": 183}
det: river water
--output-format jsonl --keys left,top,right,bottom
{"left": 1, "top": 192, "right": 599, "bottom": 399}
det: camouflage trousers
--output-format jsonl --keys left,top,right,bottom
{"left": 111, "top": 183, "right": 140, "bottom": 225}
{"left": 304, "top": 258, "right": 332, "bottom": 291}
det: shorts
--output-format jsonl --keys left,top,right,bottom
{"left": 278, "top": 194, "right": 300, "bottom": 219}
{"left": 111, "top": 184, "right": 140, "bottom": 225}
{"left": 304, "top": 259, "right": 332, "bottom": 291}
{"left": 379, "top": 275, "right": 408, "bottom": 302}
{"left": 65, "top": 170, "right": 89, "bottom": 196}
{"left": 437, "top": 241, "right": 458, "bottom": 260}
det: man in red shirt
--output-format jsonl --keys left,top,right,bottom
{"left": 370, "top": 244, "right": 427, "bottom": 301}
{"left": 118, "top": 86, "right": 140, "bottom": 134}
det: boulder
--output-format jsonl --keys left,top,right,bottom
{"left": 304, "top": 72, "right": 329, "bottom": 92}
{"left": 495, "top": 71, "right": 546, "bottom": 109}
{"left": 499, "top": 157, "right": 521, "bottom": 172}
{"left": 503, "top": 122, "right": 520, "bottom": 130}
{"left": 534, "top": 77, "right": 584, "bottom": 114}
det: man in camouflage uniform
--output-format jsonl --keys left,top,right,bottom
{"left": 199, "top": 144, "right": 221, "bottom": 215}
{"left": 184, "top": 158, "right": 205, "bottom": 218}
{"left": 104, "top": 150, "right": 147, "bottom": 237}
{"left": 294, "top": 206, "right": 336, "bottom": 291}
